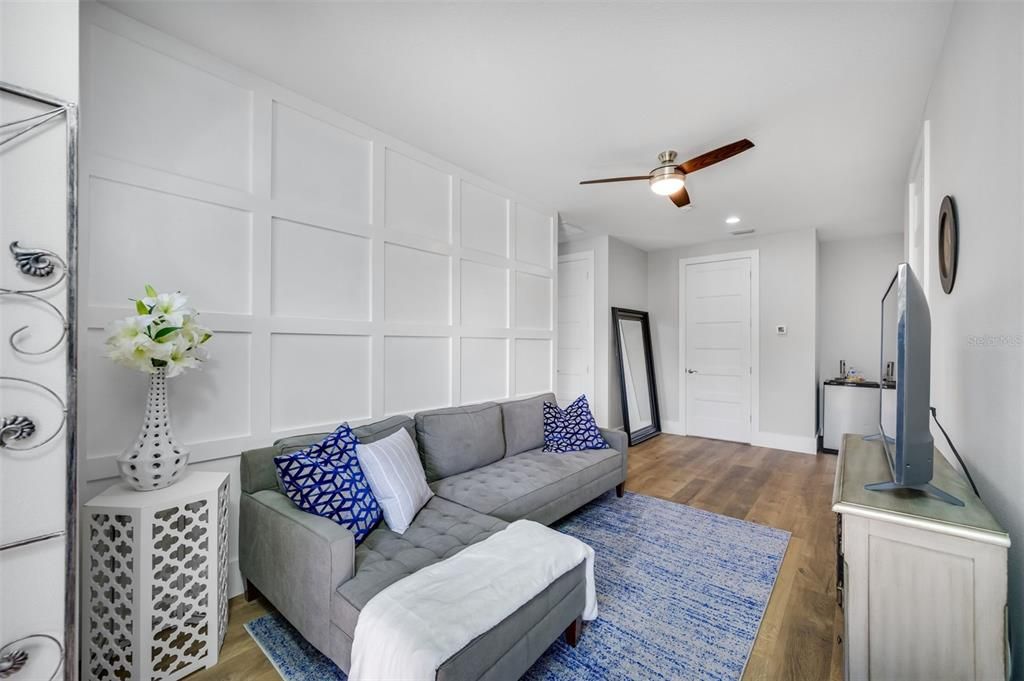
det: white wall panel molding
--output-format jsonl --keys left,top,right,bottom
{"left": 461, "top": 337, "right": 510, "bottom": 403}
{"left": 461, "top": 259, "right": 509, "bottom": 329}
{"left": 461, "top": 179, "right": 510, "bottom": 258}
{"left": 270, "top": 333, "right": 373, "bottom": 430}
{"left": 383, "top": 243, "right": 452, "bottom": 325}
{"left": 515, "top": 205, "right": 555, "bottom": 270}
{"left": 81, "top": 3, "right": 557, "bottom": 598}
{"left": 515, "top": 270, "right": 553, "bottom": 331}
{"left": 85, "top": 23, "right": 254, "bottom": 192}
{"left": 271, "top": 218, "right": 372, "bottom": 321}
{"left": 513, "top": 338, "right": 554, "bottom": 396}
{"left": 383, "top": 336, "right": 453, "bottom": 414}
{"left": 270, "top": 100, "right": 373, "bottom": 224}
{"left": 384, "top": 148, "right": 452, "bottom": 243}
{"left": 86, "top": 176, "right": 255, "bottom": 315}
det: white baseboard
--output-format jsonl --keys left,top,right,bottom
{"left": 752, "top": 431, "right": 818, "bottom": 454}
{"left": 661, "top": 420, "right": 685, "bottom": 435}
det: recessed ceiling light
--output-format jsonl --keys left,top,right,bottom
{"left": 725, "top": 216, "right": 741, "bottom": 225}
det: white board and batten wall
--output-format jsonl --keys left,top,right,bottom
{"left": 78, "top": 4, "right": 557, "bottom": 596}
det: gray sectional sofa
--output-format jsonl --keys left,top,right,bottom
{"left": 238, "top": 392, "right": 628, "bottom": 680}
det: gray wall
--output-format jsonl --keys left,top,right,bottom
{"left": 607, "top": 237, "right": 649, "bottom": 429}
{"left": 915, "top": 3, "right": 1024, "bottom": 674}
{"left": 818, "top": 234, "right": 904, "bottom": 382}
{"left": 648, "top": 228, "right": 818, "bottom": 445}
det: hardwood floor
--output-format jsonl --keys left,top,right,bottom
{"left": 190, "top": 434, "right": 840, "bottom": 681}
{"left": 627, "top": 435, "right": 841, "bottom": 681}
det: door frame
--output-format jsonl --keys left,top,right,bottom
{"left": 677, "top": 250, "right": 760, "bottom": 441}
{"left": 557, "top": 250, "right": 596, "bottom": 413}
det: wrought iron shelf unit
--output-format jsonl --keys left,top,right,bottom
{"left": 0, "top": 79, "right": 79, "bottom": 681}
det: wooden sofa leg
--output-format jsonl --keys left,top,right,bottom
{"left": 243, "top": 578, "right": 261, "bottom": 603}
{"left": 616, "top": 482, "right": 625, "bottom": 498}
{"left": 564, "top": 616, "right": 583, "bottom": 647}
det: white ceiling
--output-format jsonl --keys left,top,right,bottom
{"left": 105, "top": 1, "right": 952, "bottom": 250}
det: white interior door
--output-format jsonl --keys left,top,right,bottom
{"left": 557, "top": 252, "right": 594, "bottom": 410}
{"left": 684, "top": 257, "right": 752, "bottom": 442}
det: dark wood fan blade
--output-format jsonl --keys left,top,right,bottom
{"left": 679, "top": 139, "right": 754, "bottom": 174}
{"left": 669, "top": 185, "right": 691, "bottom": 208}
{"left": 579, "top": 175, "right": 650, "bottom": 185}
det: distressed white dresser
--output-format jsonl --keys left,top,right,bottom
{"left": 833, "top": 434, "right": 1009, "bottom": 681}
{"left": 84, "top": 471, "right": 230, "bottom": 680}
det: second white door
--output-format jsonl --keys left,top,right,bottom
{"left": 684, "top": 257, "right": 752, "bottom": 442}
{"left": 557, "top": 252, "right": 595, "bottom": 411}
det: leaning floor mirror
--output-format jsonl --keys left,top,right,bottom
{"left": 612, "top": 308, "right": 661, "bottom": 445}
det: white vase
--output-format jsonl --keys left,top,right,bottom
{"left": 117, "top": 367, "right": 190, "bottom": 491}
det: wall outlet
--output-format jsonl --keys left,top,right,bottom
{"left": 776, "top": 324, "right": 787, "bottom": 336}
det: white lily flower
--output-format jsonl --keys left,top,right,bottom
{"left": 164, "top": 336, "right": 201, "bottom": 377}
{"left": 179, "top": 315, "right": 211, "bottom": 347}
{"left": 143, "top": 292, "right": 193, "bottom": 327}
{"left": 106, "top": 287, "right": 212, "bottom": 376}
{"left": 107, "top": 333, "right": 171, "bottom": 373}
{"left": 106, "top": 316, "right": 153, "bottom": 346}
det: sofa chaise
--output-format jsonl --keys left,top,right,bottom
{"left": 238, "top": 392, "right": 628, "bottom": 680}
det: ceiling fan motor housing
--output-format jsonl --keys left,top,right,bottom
{"left": 649, "top": 150, "right": 686, "bottom": 195}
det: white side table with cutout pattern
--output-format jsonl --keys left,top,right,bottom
{"left": 85, "top": 471, "right": 230, "bottom": 681}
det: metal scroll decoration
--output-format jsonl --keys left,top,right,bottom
{"left": 1, "top": 241, "right": 69, "bottom": 355}
{"left": 0, "top": 241, "right": 69, "bottom": 452}
{"left": 0, "top": 634, "right": 64, "bottom": 680}
{"left": 0, "top": 79, "right": 80, "bottom": 681}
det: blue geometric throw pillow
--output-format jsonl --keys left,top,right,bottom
{"left": 274, "top": 423, "right": 382, "bottom": 544}
{"left": 543, "top": 395, "right": 610, "bottom": 453}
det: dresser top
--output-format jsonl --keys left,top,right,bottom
{"left": 832, "top": 433, "right": 1009, "bottom": 546}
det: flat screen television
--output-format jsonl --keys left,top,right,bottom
{"left": 866, "top": 262, "right": 962, "bottom": 506}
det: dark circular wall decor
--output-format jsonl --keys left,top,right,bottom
{"left": 937, "top": 194, "right": 959, "bottom": 294}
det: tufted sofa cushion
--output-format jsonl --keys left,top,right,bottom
{"left": 332, "top": 496, "right": 507, "bottom": 635}
{"left": 415, "top": 403, "right": 506, "bottom": 482}
{"left": 500, "top": 392, "right": 555, "bottom": 457}
{"left": 430, "top": 448, "right": 621, "bottom": 522}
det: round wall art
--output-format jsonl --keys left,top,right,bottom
{"left": 937, "top": 194, "right": 959, "bottom": 294}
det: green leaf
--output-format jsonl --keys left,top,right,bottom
{"left": 201, "top": 333, "right": 212, "bottom": 344}
{"left": 135, "top": 299, "right": 148, "bottom": 316}
{"left": 153, "top": 326, "right": 181, "bottom": 341}
{"left": 144, "top": 284, "right": 158, "bottom": 298}
{"left": 151, "top": 358, "right": 168, "bottom": 367}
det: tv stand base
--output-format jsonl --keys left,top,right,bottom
{"left": 864, "top": 480, "right": 964, "bottom": 506}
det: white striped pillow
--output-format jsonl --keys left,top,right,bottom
{"left": 355, "top": 428, "right": 433, "bottom": 534}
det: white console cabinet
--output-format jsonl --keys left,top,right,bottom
{"left": 833, "top": 435, "right": 1009, "bottom": 681}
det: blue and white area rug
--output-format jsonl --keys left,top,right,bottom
{"left": 245, "top": 491, "right": 790, "bottom": 680}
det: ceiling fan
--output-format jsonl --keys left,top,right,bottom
{"left": 579, "top": 139, "right": 754, "bottom": 208}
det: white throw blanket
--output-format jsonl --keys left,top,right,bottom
{"left": 349, "top": 519, "right": 597, "bottom": 681}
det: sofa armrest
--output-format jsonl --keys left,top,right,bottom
{"left": 600, "top": 428, "right": 629, "bottom": 482}
{"left": 239, "top": 489, "right": 355, "bottom": 653}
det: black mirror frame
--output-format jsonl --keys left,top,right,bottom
{"left": 611, "top": 307, "right": 661, "bottom": 446}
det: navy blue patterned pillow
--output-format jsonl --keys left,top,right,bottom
{"left": 543, "top": 395, "right": 610, "bottom": 453}
{"left": 274, "top": 423, "right": 382, "bottom": 544}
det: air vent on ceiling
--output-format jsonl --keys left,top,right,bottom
{"left": 729, "top": 228, "right": 755, "bottom": 236}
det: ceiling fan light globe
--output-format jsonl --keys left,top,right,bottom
{"left": 650, "top": 175, "right": 685, "bottom": 196}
